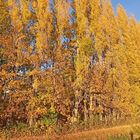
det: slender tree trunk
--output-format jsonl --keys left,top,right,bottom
{"left": 84, "top": 98, "right": 88, "bottom": 123}
{"left": 112, "top": 109, "right": 116, "bottom": 122}
{"left": 74, "top": 90, "right": 79, "bottom": 123}
{"left": 89, "top": 94, "right": 93, "bottom": 126}
{"left": 104, "top": 114, "right": 107, "bottom": 125}
{"left": 99, "top": 112, "right": 102, "bottom": 122}
{"left": 29, "top": 99, "right": 34, "bottom": 128}
{"left": 29, "top": 114, "right": 33, "bottom": 127}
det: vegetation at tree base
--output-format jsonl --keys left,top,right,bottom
{"left": 0, "top": 0, "right": 140, "bottom": 138}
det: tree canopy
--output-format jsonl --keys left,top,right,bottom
{"left": 0, "top": 0, "right": 140, "bottom": 130}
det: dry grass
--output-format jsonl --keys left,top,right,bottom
{"left": 8, "top": 124, "right": 136, "bottom": 140}
{"left": 10, "top": 136, "right": 46, "bottom": 140}
{"left": 59, "top": 124, "right": 132, "bottom": 140}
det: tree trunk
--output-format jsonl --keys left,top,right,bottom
{"left": 84, "top": 98, "right": 88, "bottom": 123}
{"left": 89, "top": 94, "right": 93, "bottom": 126}
{"left": 29, "top": 115, "right": 33, "bottom": 127}
{"left": 74, "top": 90, "right": 79, "bottom": 123}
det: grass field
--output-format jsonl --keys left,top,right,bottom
{"left": 8, "top": 124, "right": 135, "bottom": 140}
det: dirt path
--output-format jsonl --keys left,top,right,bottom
{"left": 11, "top": 124, "right": 139, "bottom": 140}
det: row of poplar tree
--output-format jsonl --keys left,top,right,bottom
{"left": 0, "top": 0, "right": 140, "bottom": 128}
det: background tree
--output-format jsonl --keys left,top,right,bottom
{"left": 0, "top": 0, "right": 139, "bottom": 130}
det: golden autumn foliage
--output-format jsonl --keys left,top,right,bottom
{"left": 0, "top": 0, "right": 140, "bottom": 133}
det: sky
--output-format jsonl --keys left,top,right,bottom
{"left": 111, "top": 0, "right": 140, "bottom": 21}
